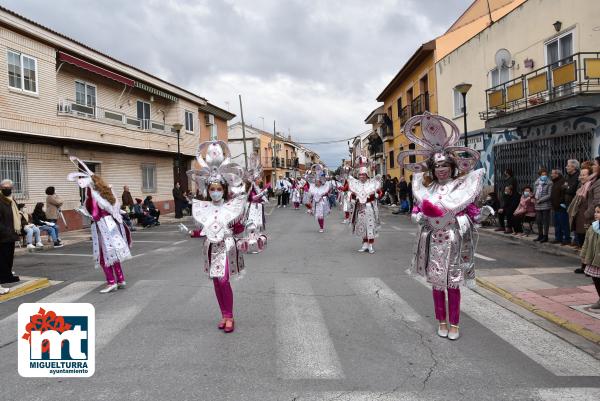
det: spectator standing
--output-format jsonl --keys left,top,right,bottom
{"left": 498, "top": 185, "right": 520, "bottom": 234}
{"left": 276, "top": 176, "right": 285, "bottom": 208}
{"left": 122, "top": 185, "right": 134, "bottom": 211}
{"left": 568, "top": 163, "right": 594, "bottom": 256}
{"left": 0, "top": 179, "right": 21, "bottom": 287}
{"left": 45, "top": 186, "right": 63, "bottom": 233}
{"left": 32, "top": 203, "right": 62, "bottom": 247}
{"left": 17, "top": 203, "right": 43, "bottom": 249}
{"left": 564, "top": 159, "right": 580, "bottom": 245}
{"left": 172, "top": 182, "right": 186, "bottom": 219}
{"left": 579, "top": 203, "right": 600, "bottom": 310}
{"left": 393, "top": 177, "right": 409, "bottom": 215}
{"left": 533, "top": 168, "right": 553, "bottom": 243}
{"left": 502, "top": 169, "right": 518, "bottom": 195}
{"left": 513, "top": 186, "right": 536, "bottom": 235}
{"left": 550, "top": 169, "right": 570, "bottom": 245}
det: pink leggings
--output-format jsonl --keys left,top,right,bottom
{"left": 101, "top": 260, "right": 125, "bottom": 285}
{"left": 212, "top": 263, "right": 233, "bottom": 318}
{"left": 432, "top": 288, "right": 461, "bottom": 325}
{"left": 318, "top": 217, "right": 324, "bottom": 229}
{"left": 345, "top": 212, "right": 350, "bottom": 219}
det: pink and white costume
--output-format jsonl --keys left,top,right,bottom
{"left": 67, "top": 157, "right": 131, "bottom": 289}
{"left": 398, "top": 113, "right": 492, "bottom": 332}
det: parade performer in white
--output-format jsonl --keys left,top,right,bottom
{"left": 342, "top": 155, "right": 382, "bottom": 254}
{"left": 67, "top": 157, "right": 132, "bottom": 293}
{"left": 306, "top": 165, "right": 331, "bottom": 233}
{"left": 398, "top": 112, "right": 493, "bottom": 340}
{"left": 187, "top": 141, "right": 264, "bottom": 333}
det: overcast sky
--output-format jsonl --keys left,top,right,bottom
{"left": 2, "top": 0, "right": 472, "bottom": 166}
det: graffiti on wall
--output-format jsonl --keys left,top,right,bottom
{"left": 479, "top": 112, "right": 600, "bottom": 186}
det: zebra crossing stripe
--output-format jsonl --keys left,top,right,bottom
{"left": 275, "top": 278, "right": 344, "bottom": 379}
{"left": 347, "top": 277, "right": 422, "bottom": 323}
{"left": 411, "top": 274, "right": 600, "bottom": 376}
{"left": 95, "top": 280, "right": 157, "bottom": 351}
{"left": 0, "top": 281, "right": 102, "bottom": 347}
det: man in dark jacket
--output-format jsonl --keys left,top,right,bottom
{"left": 503, "top": 169, "right": 518, "bottom": 195}
{"left": 564, "top": 159, "right": 580, "bottom": 206}
{"left": 498, "top": 185, "right": 520, "bottom": 233}
{"left": 0, "top": 179, "right": 21, "bottom": 285}
{"left": 172, "top": 182, "right": 186, "bottom": 219}
{"left": 122, "top": 185, "right": 134, "bottom": 212}
{"left": 550, "top": 169, "right": 570, "bottom": 245}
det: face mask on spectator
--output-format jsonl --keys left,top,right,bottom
{"left": 523, "top": 191, "right": 530, "bottom": 197}
{"left": 540, "top": 175, "right": 548, "bottom": 182}
{"left": 1, "top": 188, "right": 12, "bottom": 196}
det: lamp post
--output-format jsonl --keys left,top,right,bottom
{"left": 172, "top": 122, "right": 183, "bottom": 183}
{"left": 454, "top": 83, "right": 472, "bottom": 148}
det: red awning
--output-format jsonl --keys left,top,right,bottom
{"left": 58, "top": 51, "right": 134, "bottom": 87}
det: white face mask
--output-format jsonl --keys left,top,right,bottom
{"left": 210, "top": 191, "right": 223, "bottom": 201}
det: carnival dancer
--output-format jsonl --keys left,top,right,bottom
{"left": 291, "top": 178, "right": 302, "bottom": 210}
{"left": 337, "top": 165, "right": 353, "bottom": 224}
{"left": 306, "top": 165, "right": 331, "bottom": 233}
{"left": 398, "top": 112, "right": 493, "bottom": 340}
{"left": 243, "top": 154, "right": 269, "bottom": 254}
{"left": 302, "top": 173, "right": 312, "bottom": 213}
{"left": 187, "top": 141, "right": 263, "bottom": 333}
{"left": 345, "top": 156, "right": 382, "bottom": 254}
{"left": 67, "top": 157, "right": 132, "bottom": 293}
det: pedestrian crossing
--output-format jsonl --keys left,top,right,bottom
{"left": 1, "top": 275, "right": 599, "bottom": 398}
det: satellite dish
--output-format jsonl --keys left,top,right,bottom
{"left": 495, "top": 48, "right": 512, "bottom": 69}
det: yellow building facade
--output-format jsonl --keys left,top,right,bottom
{"left": 376, "top": 41, "right": 437, "bottom": 180}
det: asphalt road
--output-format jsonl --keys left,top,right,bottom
{"left": 0, "top": 205, "right": 599, "bottom": 401}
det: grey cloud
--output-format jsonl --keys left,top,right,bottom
{"left": 1, "top": 0, "right": 471, "bottom": 165}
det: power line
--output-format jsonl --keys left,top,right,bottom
{"left": 295, "top": 135, "right": 359, "bottom": 145}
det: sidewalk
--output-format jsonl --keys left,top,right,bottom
{"left": 14, "top": 212, "right": 183, "bottom": 256}
{"left": 478, "top": 226, "right": 600, "bottom": 344}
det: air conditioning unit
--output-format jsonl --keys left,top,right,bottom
{"left": 205, "top": 114, "right": 215, "bottom": 126}
{"left": 377, "top": 114, "right": 384, "bottom": 124}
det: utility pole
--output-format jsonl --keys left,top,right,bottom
{"left": 239, "top": 94, "right": 248, "bottom": 169}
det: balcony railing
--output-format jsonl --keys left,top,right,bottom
{"left": 57, "top": 99, "right": 178, "bottom": 136}
{"left": 411, "top": 93, "right": 430, "bottom": 116}
{"left": 480, "top": 52, "right": 600, "bottom": 120}
{"left": 400, "top": 105, "right": 411, "bottom": 126}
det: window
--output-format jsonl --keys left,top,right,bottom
{"left": 546, "top": 32, "right": 573, "bottom": 67}
{"left": 389, "top": 150, "right": 394, "bottom": 169}
{"left": 210, "top": 124, "right": 217, "bottom": 141}
{"left": 75, "top": 81, "right": 96, "bottom": 113}
{"left": 142, "top": 164, "right": 156, "bottom": 192}
{"left": 408, "top": 143, "right": 416, "bottom": 164}
{"left": 453, "top": 89, "right": 465, "bottom": 117}
{"left": 0, "top": 155, "right": 26, "bottom": 197}
{"left": 137, "top": 101, "right": 151, "bottom": 130}
{"left": 396, "top": 98, "right": 402, "bottom": 118}
{"left": 7, "top": 50, "right": 37, "bottom": 94}
{"left": 185, "top": 110, "right": 194, "bottom": 133}
{"left": 490, "top": 66, "right": 510, "bottom": 88}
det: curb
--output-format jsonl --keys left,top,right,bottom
{"left": 476, "top": 277, "right": 600, "bottom": 345}
{"left": 0, "top": 277, "right": 51, "bottom": 303}
{"left": 478, "top": 228, "right": 580, "bottom": 259}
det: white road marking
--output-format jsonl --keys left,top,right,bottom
{"left": 536, "top": 387, "right": 600, "bottom": 400}
{"left": 275, "top": 278, "right": 344, "bottom": 379}
{"left": 0, "top": 281, "right": 102, "bottom": 346}
{"left": 40, "top": 253, "right": 92, "bottom": 257}
{"left": 172, "top": 239, "right": 188, "bottom": 245}
{"left": 411, "top": 274, "right": 600, "bottom": 376}
{"left": 347, "top": 277, "right": 422, "bottom": 323}
{"left": 130, "top": 253, "right": 147, "bottom": 259}
{"left": 474, "top": 252, "right": 496, "bottom": 261}
{"left": 95, "top": 280, "right": 156, "bottom": 351}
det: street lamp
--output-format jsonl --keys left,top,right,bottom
{"left": 454, "top": 83, "right": 472, "bottom": 148}
{"left": 172, "top": 122, "right": 183, "bottom": 182}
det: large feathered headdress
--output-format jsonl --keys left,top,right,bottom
{"left": 187, "top": 141, "right": 244, "bottom": 195}
{"left": 306, "top": 163, "right": 327, "bottom": 184}
{"left": 67, "top": 156, "right": 94, "bottom": 189}
{"left": 354, "top": 152, "right": 374, "bottom": 177}
{"left": 397, "top": 112, "right": 479, "bottom": 173}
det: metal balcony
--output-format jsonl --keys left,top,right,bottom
{"left": 479, "top": 52, "right": 600, "bottom": 128}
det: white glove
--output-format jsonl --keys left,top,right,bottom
{"left": 178, "top": 223, "right": 190, "bottom": 234}
{"left": 411, "top": 212, "right": 425, "bottom": 225}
